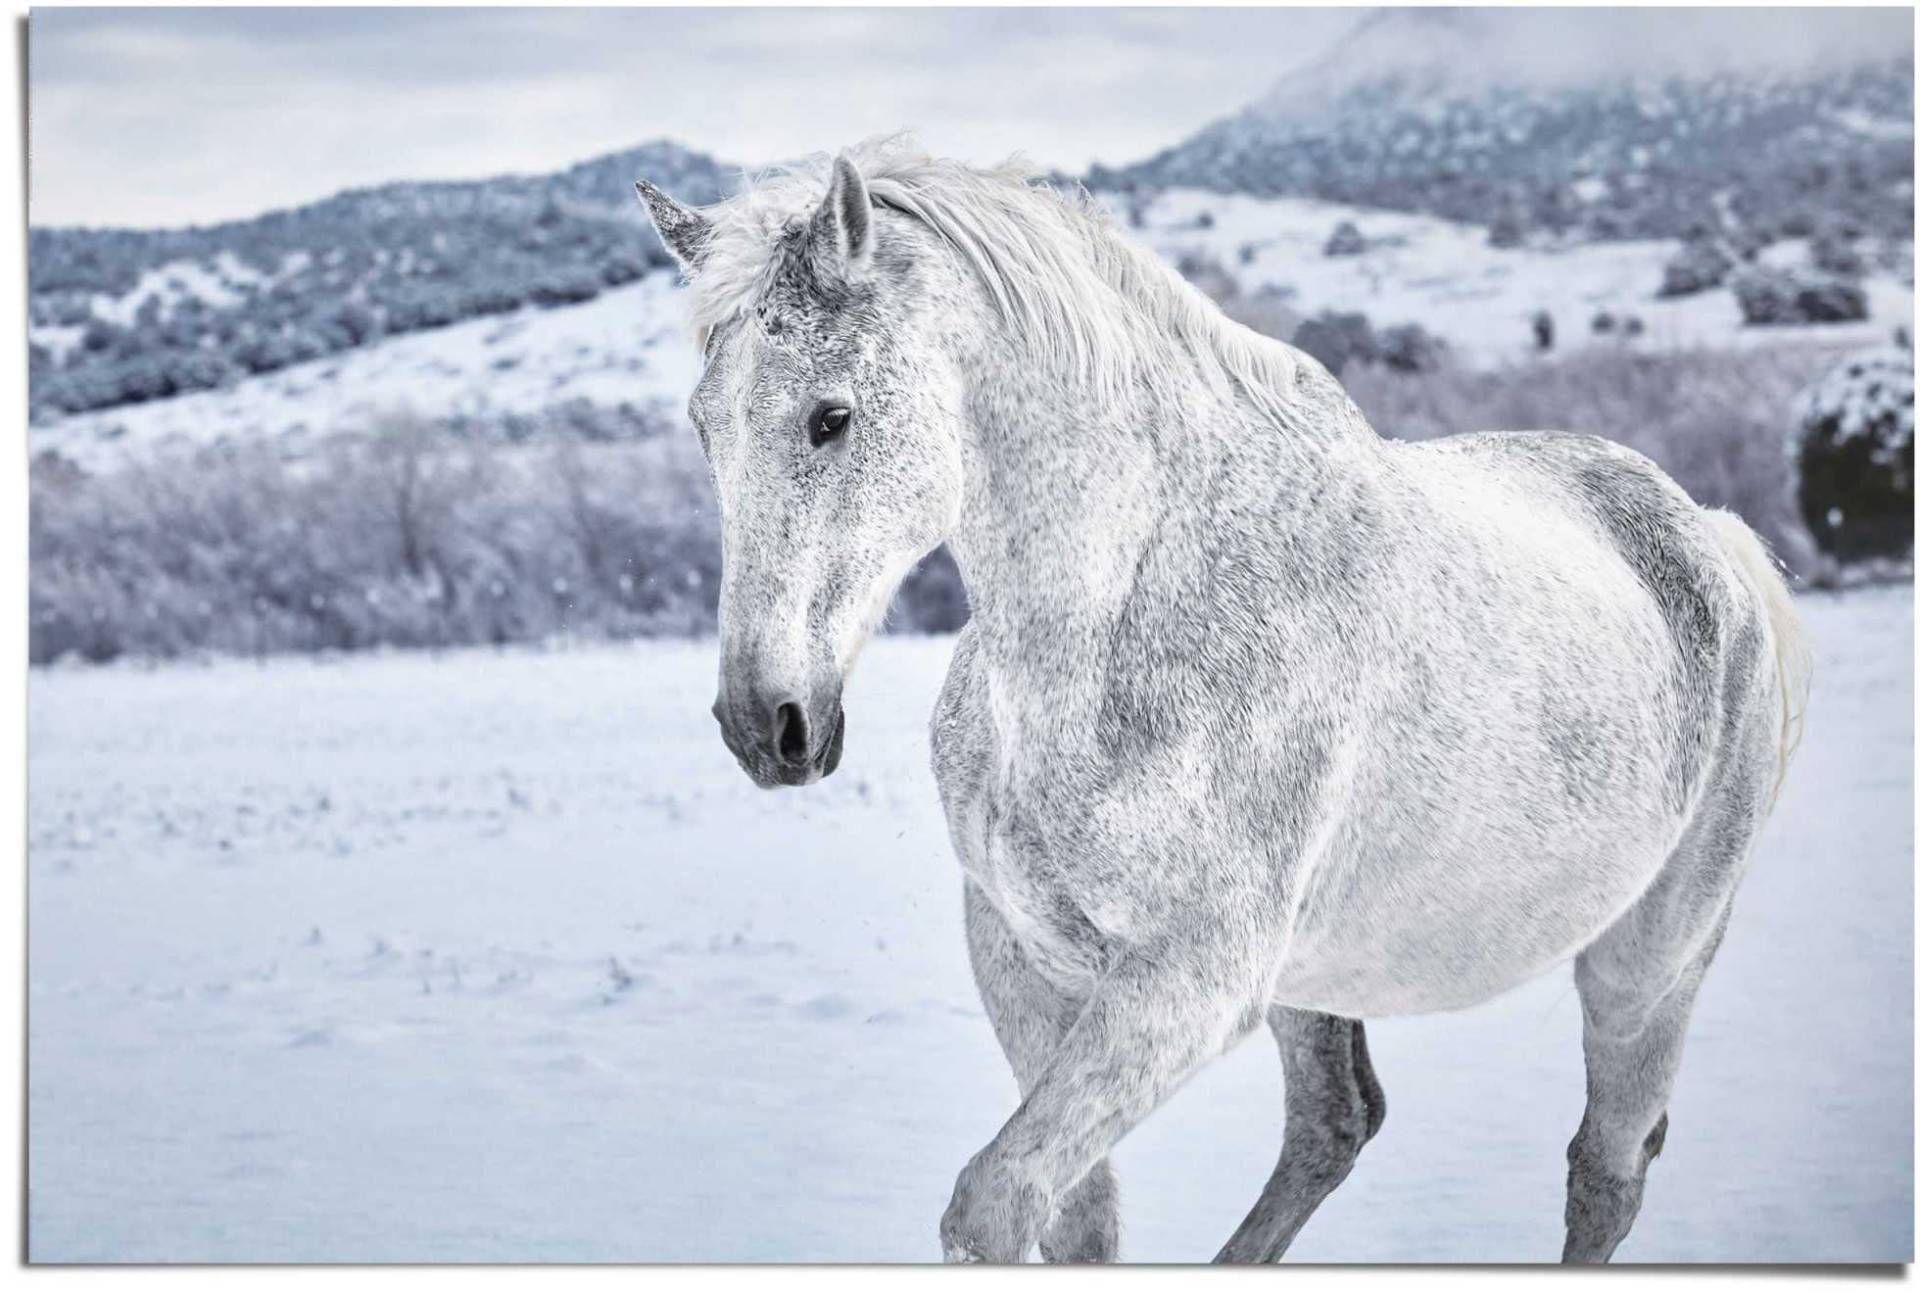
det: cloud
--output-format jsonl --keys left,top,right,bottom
{"left": 27, "top": 6, "right": 1912, "bottom": 229}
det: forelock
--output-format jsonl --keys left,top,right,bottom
{"left": 685, "top": 149, "right": 867, "bottom": 338}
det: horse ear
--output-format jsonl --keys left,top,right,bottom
{"left": 634, "top": 178, "right": 712, "bottom": 276}
{"left": 804, "top": 154, "right": 874, "bottom": 290}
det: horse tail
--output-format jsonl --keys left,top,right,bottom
{"left": 1702, "top": 509, "right": 1812, "bottom": 813}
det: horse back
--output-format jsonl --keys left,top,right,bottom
{"left": 1405, "top": 429, "right": 1768, "bottom": 816}
{"left": 1262, "top": 430, "right": 1778, "bottom": 1014}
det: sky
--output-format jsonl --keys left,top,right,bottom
{"left": 29, "top": 6, "right": 1359, "bottom": 228}
{"left": 28, "top": 6, "right": 1916, "bottom": 231}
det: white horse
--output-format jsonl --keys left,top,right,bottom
{"left": 634, "top": 138, "right": 1811, "bottom": 1263}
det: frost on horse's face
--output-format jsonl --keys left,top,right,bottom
{"left": 638, "top": 158, "right": 968, "bottom": 788}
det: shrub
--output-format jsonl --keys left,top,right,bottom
{"left": 1657, "top": 236, "right": 1733, "bottom": 298}
{"left": 1292, "top": 311, "right": 1377, "bottom": 376}
{"left": 1376, "top": 323, "right": 1447, "bottom": 374}
{"left": 28, "top": 414, "right": 971, "bottom": 663}
{"left": 1809, "top": 229, "right": 1866, "bottom": 278}
{"left": 1290, "top": 311, "right": 1444, "bottom": 377}
{"left": 1531, "top": 310, "right": 1555, "bottom": 353}
{"left": 1790, "top": 347, "right": 1914, "bottom": 563}
{"left": 1323, "top": 220, "right": 1367, "bottom": 257}
{"left": 1732, "top": 267, "right": 1869, "bottom": 326}
{"left": 527, "top": 269, "right": 602, "bottom": 307}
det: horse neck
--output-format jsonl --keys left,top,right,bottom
{"left": 939, "top": 302, "right": 1379, "bottom": 733}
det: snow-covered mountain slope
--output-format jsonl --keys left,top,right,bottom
{"left": 30, "top": 12, "right": 1911, "bottom": 434}
{"left": 35, "top": 189, "right": 1911, "bottom": 469}
{"left": 1130, "top": 190, "right": 1913, "bottom": 366}
{"left": 33, "top": 272, "right": 702, "bottom": 467}
{"left": 28, "top": 140, "right": 736, "bottom": 422}
{"left": 1098, "top": 8, "right": 1914, "bottom": 247}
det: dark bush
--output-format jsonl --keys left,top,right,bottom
{"left": 165, "top": 350, "right": 239, "bottom": 393}
{"left": 1733, "top": 267, "right": 1869, "bottom": 325}
{"left": 1809, "top": 229, "right": 1866, "bottom": 278}
{"left": 528, "top": 269, "right": 602, "bottom": 307}
{"left": 385, "top": 287, "right": 460, "bottom": 333}
{"left": 1657, "top": 236, "right": 1733, "bottom": 298}
{"left": 1291, "top": 311, "right": 1377, "bottom": 376}
{"left": 458, "top": 283, "right": 526, "bottom": 317}
{"left": 1290, "top": 311, "right": 1445, "bottom": 377}
{"left": 1790, "top": 347, "right": 1914, "bottom": 563}
{"left": 1323, "top": 220, "right": 1367, "bottom": 257}
{"left": 1376, "top": 323, "right": 1447, "bottom": 374}
{"left": 1531, "top": 310, "right": 1555, "bottom": 353}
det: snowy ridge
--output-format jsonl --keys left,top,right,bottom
{"left": 28, "top": 140, "right": 738, "bottom": 424}
{"left": 1098, "top": 9, "right": 1914, "bottom": 247}
{"left": 34, "top": 272, "right": 701, "bottom": 467}
{"left": 34, "top": 190, "right": 1913, "bottom": 470}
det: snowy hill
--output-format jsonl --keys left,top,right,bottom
{"left": 33, "top": 272, "right": 701, "bottom": 468}
{"left": 28, "top": 140, "right": 737, "bottom": 421}
{"left": 26, "top": 12, "right": 1916, "bottom": 461}
{"left": 33, "top": 187, "right": 1915, "bottom": 469}
{"left": 1132, "top": 190, "right": 1912, "bottom": 365}
{"left": 27, "top": 10, "right": 1913, "bottom": 439}
{"left": 1095, "top": 8, "right": 1914, "bottom": 247}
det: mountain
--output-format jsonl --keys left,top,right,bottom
{"left": 1091, "top": 8, "right": 1915, "bottom": 246}
{"left": 29, "top": 11, "right": 1916, "bottom": 430}
{"left": 28, "top": 141, "right": 736, "bottom": 420}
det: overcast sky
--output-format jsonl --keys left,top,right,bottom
{"left": 30, "top": 7, "right": 1363, "bottom": 228}
{"left": 28, "top": 6, "right": 1915, "bottom": 231}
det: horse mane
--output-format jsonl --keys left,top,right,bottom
{"left": 688, "top": 135, "right": 1303, "bottom": 419}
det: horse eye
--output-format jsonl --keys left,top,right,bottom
{"left": 809, "top": 405, "right": 853, "bottom": 447}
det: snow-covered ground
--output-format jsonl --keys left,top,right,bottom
{"left": 35, "top": 190, "right": 1913, "bottom": 471}
{"left": 27, "top": 587, "right": 1912, "bottom": 1263}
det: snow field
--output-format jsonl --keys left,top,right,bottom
{"left": 27, "top": 588, "right": 1913, "bottom": 1261}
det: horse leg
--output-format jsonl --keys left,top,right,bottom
{"left": 941, "top": 928, "right": 1261, "bottom": 1262}
{"left": 1563, "top": 905, "right": 1729, "bottom": 1263}
{"left": 1214, "top": 1008, "right": 1385, "bottom": 1262}
{"left": 963, "top": 881, "right": 1119, "bottom": 1262}
{"left": 1563, "top": 760, "right": 1770, "bottom": 1262}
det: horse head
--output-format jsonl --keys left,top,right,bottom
{"left": 638, "top": 154, "right": 969, "bottom": 787}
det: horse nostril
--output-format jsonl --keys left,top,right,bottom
{"left": 773, "top": 701, "right": 809, "bottom": 765}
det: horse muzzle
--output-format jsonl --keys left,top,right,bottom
{"left": 712, "top": 690, "right": 846, "bottom": 789}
